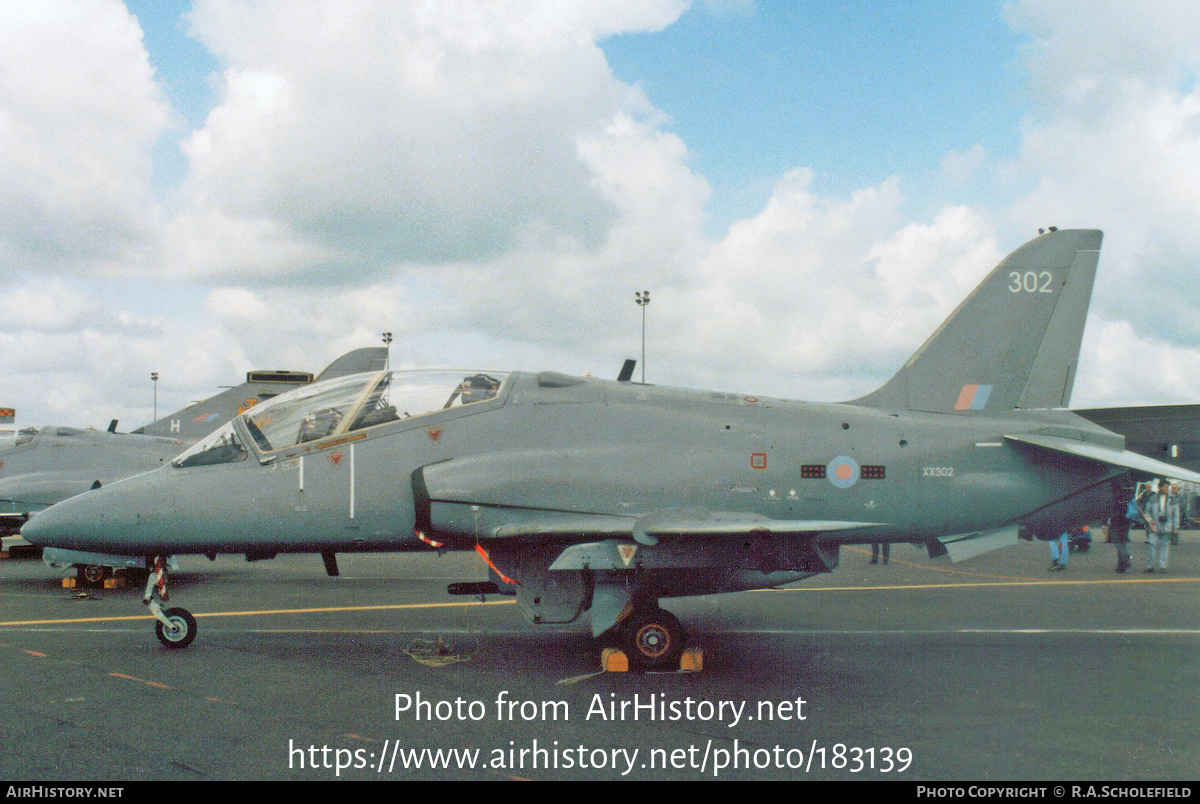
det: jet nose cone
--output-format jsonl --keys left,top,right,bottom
{"left": 19, "top": 504, "right": 64, "bottom": 548}
{"left": 20, "top": 501, "right": 73, "bottom": 549}
{"left": 19, "top": 490, "right": 105, "bottom": 550}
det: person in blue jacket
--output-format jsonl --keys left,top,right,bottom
{"left": 1143, "top": 479, "right": 1180, "bottom": 573}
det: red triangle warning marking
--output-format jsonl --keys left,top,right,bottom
{"left": 617, "top": 544, "right": 638, "bottom": 566}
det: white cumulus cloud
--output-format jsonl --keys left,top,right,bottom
{"left": 162, "top": 0, "right": 692, "bottom": 280}
{"left": 0, "top": 0, "right": 169, "bottom": 278}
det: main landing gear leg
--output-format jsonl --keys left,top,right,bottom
{"left": 144, "top": 556, "right": 196, "bottom": 649}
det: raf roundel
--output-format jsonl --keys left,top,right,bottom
{"left": 826, "top": 456, "right": 860, "bottom": 489}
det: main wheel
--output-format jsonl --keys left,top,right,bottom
{"left": 154, "top": 607, "right": 197, "bottom": 649}
{"left": 79, "top": 564, "right": 108, "bottom": 586}
{"left": 620, "top": 607, "right": 685, "bottom": 671}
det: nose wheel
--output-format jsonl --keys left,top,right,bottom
{"left": 144, "top": 556, "right": 197, "bottom": 649}
{"left": 618, "top": 605, "right": 685, "bottom": 671}
{"left": 155, "top": 607, "right": 197, "bottom": 649}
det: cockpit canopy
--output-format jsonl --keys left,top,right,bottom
{"left": 172, "top": 370, "right": 508, "bottom": 468}
{"left": 2, "top": 426, "right": 107, "bottom": 452}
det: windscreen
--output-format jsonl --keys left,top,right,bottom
{"left": 9, "top": 427, "right": 38, "bottom": 447}
{"left": 172, "top": 421, "right": 247, "bottom": 468}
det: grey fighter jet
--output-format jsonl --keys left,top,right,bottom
{"left": 22, "top": 230, "right": 1200, "bottom": 665}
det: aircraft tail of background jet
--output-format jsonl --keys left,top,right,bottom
{"left": 133, "top": 347, "right": 387, "bottom": 441}
{"left": 314, "top": 346, "right": 388, "bottom": 381}
{"left": 132, "top": 372, "right": 312, "bottom": 440}
{"left": 851, "top": 228, "right": 1102, "bottom": 414}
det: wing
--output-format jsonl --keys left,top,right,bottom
{"left": 421, "top": 497, "right": 884, "bottom": 545}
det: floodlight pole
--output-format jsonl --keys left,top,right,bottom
{"left": 635, "top": 291, "right": 650, "bottom": 383}
{"left": 150, "top": 372, "right": 159, "bottom": 420}
{"left": 382, "top": 332, "right": 393, "bottom": 373}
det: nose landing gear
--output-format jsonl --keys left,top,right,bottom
{"left": 144, "top": 556, "right": 196, "bottom": 649}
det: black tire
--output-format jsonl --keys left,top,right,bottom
{"left": 620, "top": 607, "right": 685, "bottom": 671}
{"left": 155, "top": 607, "right": 197, "bottom": 649}
{"left": 79, "top": 564, "right": 108, "bottom": 586}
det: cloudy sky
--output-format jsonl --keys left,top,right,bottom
{"left": 2, "top": 0, "right": 1199, "bottom": 428}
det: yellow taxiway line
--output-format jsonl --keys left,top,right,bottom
{"left": 2, "top": 576, "right": 1196, "bottom": 628}
{"left": 765, "top": 576, "right": 1200, "bottom": 592}
{"left": 2, "top": 564, "right": 1191, "bottom": 747}
{"left": 0, "top": 598, "right": 515, "bottom": 628}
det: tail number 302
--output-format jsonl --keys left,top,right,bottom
{"left": 1008, "top": 271, "right": 1054, "bottom": 293}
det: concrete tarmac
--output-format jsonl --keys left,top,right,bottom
{"left": 0, "top": 532, "right": 1196, "bottom": 781}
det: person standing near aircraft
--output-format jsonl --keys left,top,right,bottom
{"left": 1169, "top": 481, "right": 1182, "bottom": 544}
{"left": 1135, "top": 484, "right": 1152, "bottom": 542}
{"left": 1048, "top": 530, "right": 1070, "bottom": 572}
{"left": 1143, "top": 478, "right": 1179, "bottom": 573}
{"left": 1106, "top": 487, "right": 1133, "bottom": 573}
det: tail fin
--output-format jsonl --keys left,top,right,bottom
{"left": 133, "top": 373, "right": 312, "bottom": 440}
{"left": 851, "top": 229, "right": 1102, "bottom": 413}
{"left": 131, "top": 347, "right": 388, "bottom": 441}
{"left": 314, "top": 346, "right": 387, "bottom": 381}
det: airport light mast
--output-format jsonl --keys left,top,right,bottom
{"left": 635, "top": 290, "right": 650, "bottom": 383}
{"left": 151, "top": 372, "right": 158, "bottom": 420}
{"left": 382, "top": 332, "right": 393, "bottom": 373}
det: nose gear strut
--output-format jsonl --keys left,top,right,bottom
{"left": 143, "top": 555, "right": 197, "bottom": 649}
